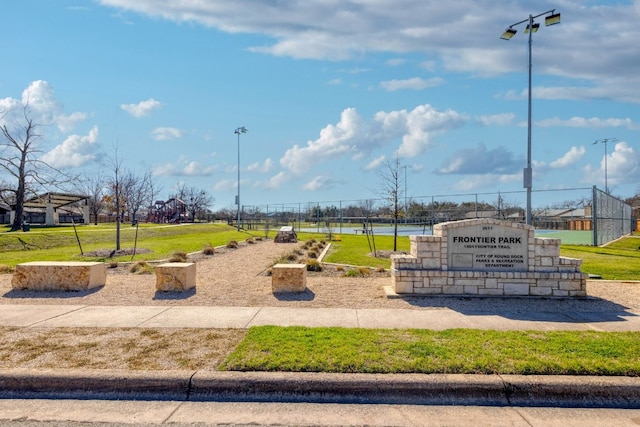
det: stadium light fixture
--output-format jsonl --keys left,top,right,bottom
{"left": 500, "top": 9, "right": 560, "bottom": 225}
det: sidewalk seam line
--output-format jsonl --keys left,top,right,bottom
{"left": 26, "top": 305, "right": 88, "bottom": 328}
{"left": 135, "top": 307, "right": 173, "bottom": 327}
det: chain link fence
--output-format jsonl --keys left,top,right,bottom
{"left": 592, "top": 186, "right": 633, "bottom": 246}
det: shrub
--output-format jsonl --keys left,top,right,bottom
{"left": 286, "top": 252, "right": 299, "bottom": 262}
{"left": 375, "top": 266, "right": 386, "bottom": 273}
{"left": 0, "top": 264, "right": 13, "bottom": 274}
{"left": 336, "top": 265, "right": 345, "bottom": 272}
{"left": 307, "top": 249, "right": 318, "bottom": 259}
{"left": 306, "top": 259, "right": 322, "bottom": 272}
{"left": 129, "top": 261, "right": 153, "bottom": 274}
{"left": 226, "top": 240, "right": 239, "bottom": 249}
{"left": 343, "top": 267, "right": 371, "bottom": 277}
{"left": 343, "top": 269, "right": 359, "bottom": 277}
{"left": 255, "top": 236, "right": 264, "bottom": 241}
{"left": 169, "top": 251, "right": 188, "bottom": 262}
{"left": 246, "top": 237, "right": 255, "bottom": 244}
{"left": 203, "top": 245, "right": 215, "bottom": 255}
{"left": 107, "top": 261, "right": 118, "bottom": 269}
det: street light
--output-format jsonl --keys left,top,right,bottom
{"left": 234, "top": 126, "right": 247, "bottom": 231}
{"left": 593, "top": 137, "right": 618, "bottom": 194}
{"left": 501, "top": 9, "right": 561, "bottom": 225}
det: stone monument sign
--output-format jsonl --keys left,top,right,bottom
{"left": 390, "top": 219, "right": 586, "bottom": 297}
{"left": 448, "top": 221, "right": 528, "bottom": 271}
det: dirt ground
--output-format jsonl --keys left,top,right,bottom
{"left": 1, "top": 238, "right": 640, "bottom": 312}
{"left": 1, "top": 239, "right": 639, "bottom": 372}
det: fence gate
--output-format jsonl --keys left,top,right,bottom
{"left": 592, "top": 186, "right": 632, "bottom": 246}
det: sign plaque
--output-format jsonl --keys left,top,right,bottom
{"left": 448, "top": 223, "right": 528, "bottom": 271}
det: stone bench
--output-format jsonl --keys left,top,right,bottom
{"left": 271, "top": 263, "right": 307, "bottom": 293}
{"left": 11, "top": 261, "right": 106, "bottom": 291}
{"left": 155, "top": 262, "right": 196, "bottom": 291}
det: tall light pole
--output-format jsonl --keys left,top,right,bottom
{"left": 234, "top": 126, "right": 247, "bottom": 231}
{"left": 593, "top": 137, "right": 617, "bottom": 194}
{"left": 501, "top": 9, "right": 561, "bottom": 225}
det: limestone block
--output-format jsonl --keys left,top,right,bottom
{"left": 155, "top": 262, "right": 196, "bottom": 291}
{"left": 11, "top": 261, "right": 106, "bottom": 291}
{"left": 503, "top": 283, "right": 529, "bottom": 295}
{"left": 479, "top": 288, "right": 504, "bottom": 296}
{"left": 272, "top": 263, "right": 307, "bottom": 293}
{"left": 393, "top": 279, "right": 414, "bottom": 294}
{"left": 530, "top": 286, "right": 553, "bottom": 296}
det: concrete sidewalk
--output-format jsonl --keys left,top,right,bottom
{"left": 2, "top": 303, "right": 640, "bottom": 407}
{"left": 1, "top": 303, "right": 639, "bottom": 331}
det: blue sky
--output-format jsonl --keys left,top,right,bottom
{"left": 1, "top": 0, "right": 639, "bottom": 212}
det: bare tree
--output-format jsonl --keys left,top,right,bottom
{"left": 0, "top": 105, "right": 63, "bottom": 231}
{"left": 104, "top": 148, "right": 125, "bottom": 250}
{"left": 375, "top": 156, "right": 403, "bottom": 251}
{"left": 121, "top": 171, "right": 153, "bottom": 224}
{"left": 184, "top": 187, "right": 214, "bottom": 222}
{"left": 75, "top": 173, "right": 107, "bottom": 225}
{"left": 171, "top": 184, "right": 214, "bottom": 222}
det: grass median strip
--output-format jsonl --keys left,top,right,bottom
{"left": 222, "top": 326, "right": 640, "bottom": 376}
{"left": 2, "top": 326, "right": 640, "bottom": 376}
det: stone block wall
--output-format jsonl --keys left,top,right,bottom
{"left": 391, "top": 219, "right": 587, "bottom": 297}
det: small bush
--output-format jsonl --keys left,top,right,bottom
{"left": 246, "top": 237, "right": 255, "bottom": 244}
{"left": 130, "top": 261, "right": 153, "bottom": 274}
{"left": 169, "top": 251, "right": 188, "bottom": 262}
{"left": 255, "top": 236, "right": 264, "bottom": 241}
{"left": 375, "top": 266, "right": 386, "bottom": 273}
{"left": 336, "top": 265, "right": 345, "bottom": 272}
{"left": 343, "top": 269, "right": 359, "bottom": 277}
{"left": 226, "top": 240, "right": 239, "bottom": 249}
{"left": 286, "top": 252, "right": 299, "bottom": 262}
{"left": 0, "top": 264, "right": 13, "bottom": 274}
{"left": 343, "top": 267, "right": 371, "bottom": 277}
{"left": 107, "top": 261, "right": 118, "bottom": 269}
{"left": 203, "top": 245, "right": 215, "bottom": 255}
{"left": 307, "top": 250, "right": 318, "bottom": 259}
{"left": 358, "top": 267, "right": 372, "bottom": 276}
{"left": 306, "top": 259, "right": 322, "bottom": 272}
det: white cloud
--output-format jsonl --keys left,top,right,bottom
{"left": 96, "top": 1, "right": 640, "bottom": 103}
{"left": 536, "top": 116, "right": 640, "bottom": 131}
{"left": 151, "top": 155, "right": 216, "bottom": 176}
{"left": 247, "top": 158, "right": 274, "bottom": 173}
{"left": 213, "top": 179, "right": 236, "bottom": 192}
{"left": 151, "top": 127, "right": 183, "bottom": 141}
{"left": 549, "top": 146, "right": 586, "bottom": 169}
{"left": 364, "top": 155, "right": 386, "bottom": 171}
{"left": 584, "top": 142, "right": 640, "bottom": 187}
{"left": 302, "top": 175, "right": 336, "bottom": 191}
{"left": 477, "top": 113, "right": 515, "bottom": 127}
{"left": 280, "top": 104, "right": 466, "bottom": 175}
{"left": 257, "top": 171, "right": 289, "bottom": 190}
{"left": 120, "top": 98, "right": 163, "bottom": 118}
{"left": 41, "top": 126, "right": 99, "bottom": 168}
{"left": 386, "top": 58, "right": 406, "bottom": 66}
{"left": 0, "top": 81, "right": 88, "bottom": 133}
{"left": 436, "top": 143, "right": 522, "bottom": 175}
{"left": 452, "top": 173, "right": 520, "bottom": 192}
{"left": 380, "top": 77, "right": 443, "bottom": 91}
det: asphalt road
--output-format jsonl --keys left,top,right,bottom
{"left": 1, "top": 399, "right": 640, "bottom": 426}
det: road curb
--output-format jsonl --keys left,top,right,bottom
{"left": 1, "top": 369, "right": 640, "bottom": 407}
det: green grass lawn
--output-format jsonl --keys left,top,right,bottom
{"left": 222, "top": 326, "right": 640, "bottom": 376}
{"left": 0, "top": 222, "right": 265, "bottom": 266}
{"left": 1, "top": 222, "right": 639, "bottom": 280}
{"left": 561, "top": 237, "right": 640, "bottom": 280}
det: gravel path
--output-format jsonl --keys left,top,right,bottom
{"left": 1, "top": 239, "right": 639, "bottom": 313}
